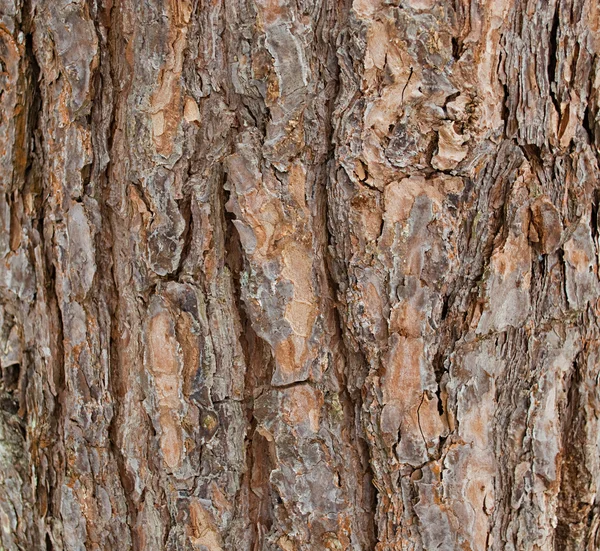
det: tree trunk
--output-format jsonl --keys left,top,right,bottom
{"left": 1, "top": 0, "right": 599, "bottom": 549}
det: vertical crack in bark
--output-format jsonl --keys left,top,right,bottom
{"left": 0, "top": 1, "right": 43, "bottom": 546}
{"left": 555, "top": 348, "right": 592, "bottom": 550}
{"left": 557, "top": 246, "right": 570, "bottom": 310}
{"left": 223, "top": 166, "right": 275, "bottom": 548}
{"left": 322, "top": 118, "right": 378, "bottom": 551}
{"left": 320, "top": 1, "right": 378, "bottom": 545}
{"left": 548, "top": 2, "right": 561, "bottom": 117}
{"left": 95, "top": 3, "right": 139, "bottom": 547}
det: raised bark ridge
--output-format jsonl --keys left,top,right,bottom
{"left": 0, "top": 0, "right": 599, "bottom": 550}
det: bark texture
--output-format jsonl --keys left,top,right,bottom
{"left": 1, "top": 0, "right": 600, "bottom": 549}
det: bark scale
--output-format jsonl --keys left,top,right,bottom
{"left": 0, "top": 0, "right": 599, "bottom": 550}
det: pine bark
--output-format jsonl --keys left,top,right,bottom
{"left": 1, "top": 0, "right": 599, "bottom": 549}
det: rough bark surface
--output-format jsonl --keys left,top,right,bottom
{"left": 1, "top": 0, "right": 599, "bottom": 549}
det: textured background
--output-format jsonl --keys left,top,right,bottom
{"left": 0, "top": 0, "right": 599, "bottom": 549}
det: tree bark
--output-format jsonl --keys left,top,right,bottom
{"left": 1, "top": 0, "right": 599, "bottom": 549}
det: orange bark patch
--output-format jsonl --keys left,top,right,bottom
{"left": 529, "top": 197, "right": 562, "bottom": 254}
{"left": 283, "top": 384, "right": 323, "bottom": 433}
{"left": 281, "top": 243, "right": 317, "bottom": 340}
{"left": 183, "top": 95, "right": 201, "bottom": 123}
{"left": 255, "top": 0, "right": 286, "bottom": 25}
{"left": 148, "top": 309, "right": 183, "bottom": 468}
{"left": 150, "top": 0, "right": 193, "bottom": 156}
{"left": 274, "top": 335, "right": 309, "bottom": 379}
{"left": 189, "top": 499, "right": 224, "bottom": 550}
{"left": 288, "top": 162, "right": 307, "bottom": 209}
{"left": 148, "top": 311, "right": 179, "bottom": 376}
{"left": 159, "top": 414, "right": 183, "bottom": 470}
{"left": 383, "top": 335, "right": 424, "bottom": 407}
{"left": 389, "top": 301, "right": 425, "bottom": 338}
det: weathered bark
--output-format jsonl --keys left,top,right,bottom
{"left": 1, "top": 0, "right": 599, "bottom": 549}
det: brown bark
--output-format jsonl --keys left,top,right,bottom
{"left": 1, "top": 0, "right": 599, "bottom": 549}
